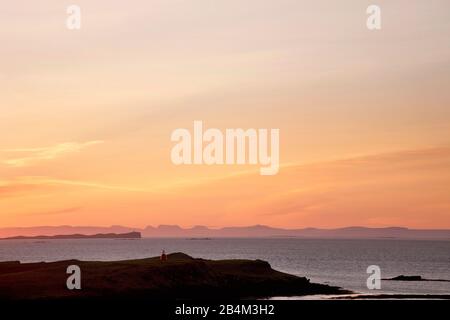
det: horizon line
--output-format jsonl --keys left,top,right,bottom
{"left": 1, "top": 224, "right": 450, "bottom": 231}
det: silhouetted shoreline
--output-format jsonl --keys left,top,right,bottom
{"left": 0, "top": 253, "right": 349, "bottom": 300}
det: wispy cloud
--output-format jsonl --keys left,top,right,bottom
{"left": 25, "top": 177, "right": 151, "bottom": 192}
{"left": 0, "top": 176, "right": 152, "bottom": 196}
{"left": 25, "top": 206, "right": 82, "bottom": 216}
{"left": 1, "top": 141, "right": 103, "bottom": 167}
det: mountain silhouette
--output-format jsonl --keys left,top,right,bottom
{"left": 0, "top": 225, "right": 449, "bottom": 240}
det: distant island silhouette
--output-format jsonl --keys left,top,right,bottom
{"left": 383, "top": 275, "right": 450, "bottom": 282}
{"left": 0, "top": 253, "right": 349, "bottom": 300}
{"left": 0, "top": 225, "right": 449, "bottom": 240}
{"left": 0, "top": 231, "right": 141, "bottom": 240}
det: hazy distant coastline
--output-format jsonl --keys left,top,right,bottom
{"left": 0, "top": 232, "right": 141, "bottom": 241}
{"left": 0, "top": 225, "right": 449, "bottom": 240}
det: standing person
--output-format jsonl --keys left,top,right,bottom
{"left": 160, "top": 249, "right": 167, "bottom": 261}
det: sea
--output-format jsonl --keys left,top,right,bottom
{"left": 0, "top": 238, "right": 449, "bottom": 298}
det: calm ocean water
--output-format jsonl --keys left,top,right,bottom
{"left": 0, "top": 238, "right": 449, "bottom": 296}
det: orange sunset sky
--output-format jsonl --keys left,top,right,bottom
{"left": 1, "top": 0, "right": 450, "bottom": 229}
